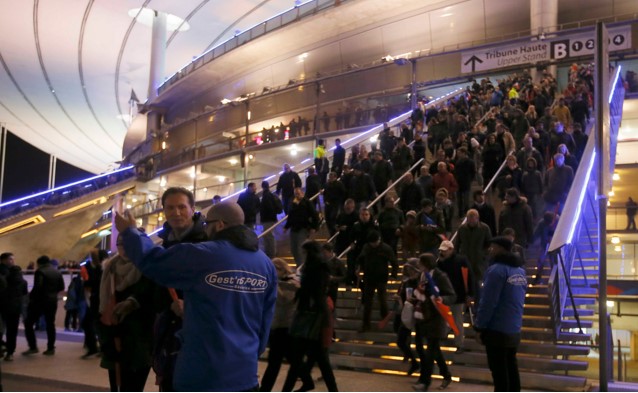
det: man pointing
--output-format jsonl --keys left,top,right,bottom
{"left": 115, "top": 201, "right": 277, "bottom": 391}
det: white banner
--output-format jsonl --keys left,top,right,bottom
{"left": 461, "top": 25, "right": 632, "bottom": 73}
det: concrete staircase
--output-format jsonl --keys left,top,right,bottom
{"left": 299, "top": 229, "right": 594, "bottom": 391}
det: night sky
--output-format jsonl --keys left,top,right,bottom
{"left": 2, "top": 130, "right": 95, "bottom": 203}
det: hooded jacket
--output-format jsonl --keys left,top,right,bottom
{"left": 121, "top": 225, "right": 277, "bottom": 392}
{"left": 475, "top": 252, "right": 526, "bottom": 345}
{"left": 499, "top": 196, "right": 534, "bottom": 247}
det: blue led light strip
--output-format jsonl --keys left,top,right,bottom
{"left": 608, "top": 65, "right": 621, "bottom": 104}
{"left": 0, "top": 165, "right": 134, "bottom": 208}
{"left": 566, "top": 150, "right": 596, "bottom": 244}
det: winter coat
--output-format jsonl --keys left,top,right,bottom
{"left": 499, "top": 197, "right": 534, "bottom": 247}
{"left": 413, "top": 268, "right": 455, "bottom": 339}
{"left": 475, "top": 252, "right": 526, "bottom": 346}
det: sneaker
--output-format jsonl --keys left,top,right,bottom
{"left": 4, "top": 354, "right": 13, "bottom": 361}
{"left": 412, "top": 382, "right": 428, "bottom": 392}
{"left": 42, "top": 348, "right": 55, "bottom": 356}
{"left": 22, "top": 348, "right": 39, "bottom": 356}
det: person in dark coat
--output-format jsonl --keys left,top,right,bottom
{"left": 276, "top": 163, "right": 302, "bottom": 214}
{"left": 499, "top": 188, "right": 534, "bottom": 248}
{"left": 348, "top": 207, "right": 379, "bottom": 287}
{"left": 370, "top": 150, "right": 394, "bottom": 195}
{"left": 411, "top": 253, "right": 455, "bottom": 392}
{"left": 334, "top": 199, "right": 358, "bottom": 258}
{"left": 323, "top": 172, "right": 347, "bottom": 238}
{"left": 153, "top": 187, "right": 209, "bottom": 391}
{"left": 321, "top": 243, "right": 346, "bottom": 310}
{"left": 453, "top": 147, "right": 476, "bottom": 218}
{"left": 521, "top": 157, "right": 544, "bottom": 220}
{"left": 348, "top": 164, "right": 376, "bottom": 208}
{"left": 260, "top": 181, "right": 283, "bottom": 258}
{"left": 471, "top": 190, "right": 497, "bottom": 238}
{"left": 0, "top": 253, "right": 27, "bottom": 361}
{"left": 482, "top": 133, "right": 505, "bottom": 185}
{"left": 437, "top": 241, "right": 474, "bottom": 353}
{"left": 356, "top": 231, "right": 397, "bottom": 332}
{"left": 543, "top": 153, "right": 574, "bottom": 213}
{"left": 376, "top": 196, "right": 404, "bottom": 255}
{"left": 399, "top": 173, "right": 424, "bottom": 215}
{"left": 305, "top": 167, "right": 323, "bottom": 211}
{"left": 331, "top": 138, "right": 346, "bottom": 177}
{"left": 415, "top": 199, "right": 445, "bottom": 254}
{"left": 237, "top": 182, "right": 261, "bottom": 227}
{"left": 23, "top": 255, "right": 65, "bottom": 356}
{"left": 283, "top": 241, "right": 338, "bottom": 392}
{"left": 284, "top": 187, "right": 320, "bottom": 268}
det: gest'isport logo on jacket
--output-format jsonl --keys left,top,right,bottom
{"left": 206, "top": 270, "right": 270, "bottom": 293}
{"left": 507, "top": 273, "right": 527, "bottom": 286}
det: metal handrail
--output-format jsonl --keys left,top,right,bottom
{"left": 481, "top": 150, "right": 515, "bottom": 195}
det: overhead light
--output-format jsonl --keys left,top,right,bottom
{"left": 370, "top": 135, "right": 378, "bottom": 143}
{"left": 608, "top": 190, "right": 615, "bottom": 197}
{"left": 217, "top": 176, "right": 226, "bottom": 182}
{"left": 220, "top": 98, "right": 232, "bottom": 105}
{"left": 606, "top": 300, "right": 615, "bottom": 308}
{"left": 611, "top": 236, "right": 620, "bottom": 244}
{"left": 126, "top": 204, "right": 132, "bottom": 209}
{"left": 0, "top": 215, "right": 46, "bottom": 235}
{"left": 291, "top": 150, "right": 297, "bottom": 156}
{"left": 132, "top": 198, "right": 138, "bottom": 203}
{"left": 613, "top": 172, "right": 620, "bottom": 181}
{"left": 53, "top": 197, "right": 108, "bottom": 217}
{"left": 248, "top": 154, "right": 255, "bottom": 160}
{"left": 229, "top": 158, "right": 238, "bottom": 165}
{"left": 614, "top": 245, "right": 622, "bottom": 252}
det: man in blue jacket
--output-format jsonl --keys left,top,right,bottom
{"left": 115, "top": 201, "right": 277, "bottom": 392}
{"left": 474, "top": 236, "right": 526, "bottom": 392}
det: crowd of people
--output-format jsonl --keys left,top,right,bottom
{"left": 0, "top": 65, "right": 599, "bottom": 392}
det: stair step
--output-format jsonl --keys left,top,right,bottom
{"left": 573, "top": 297, "right": 596, "bottom": 306}
{"left": 524, "top": 294, "right": 549, "bottom": 305}
{"left": 561, "top": 319, "right": 594, "bottom": 330}
{"left": 558, "top": 331, "right": 591, "bottom": 343}
{"left": 331, "top": 342, "right": 588, "bottom": 372}
{"left": 564, "top": 308, "right": 595, "bottom": 317}
{"left": 523, "top": 304, "right": 552, "bottom": 316}
{"left": 329, "top": 355, "right": 587, "bottom": 391}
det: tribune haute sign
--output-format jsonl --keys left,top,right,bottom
{"left": 461, "top": 25, "right": 631, "bottom": 73}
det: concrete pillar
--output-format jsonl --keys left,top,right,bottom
{"left": 530, "top": 0, "right": 558, "bottom": 80}
{"left": 146, "top": 10, "right": 167, "bottom": 140}
{"left": 48, "top": 155, "right": 56, "bottom": 189}
{"left": 147, "top": 10, "right": 166, "bottom": 103}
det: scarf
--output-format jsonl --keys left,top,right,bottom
{"left": 99, "top": 255, "right": 143, "bottom": 314}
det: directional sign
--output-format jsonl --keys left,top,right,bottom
{"left": 461, "top": 25, "right": 631, "bottom": 73}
